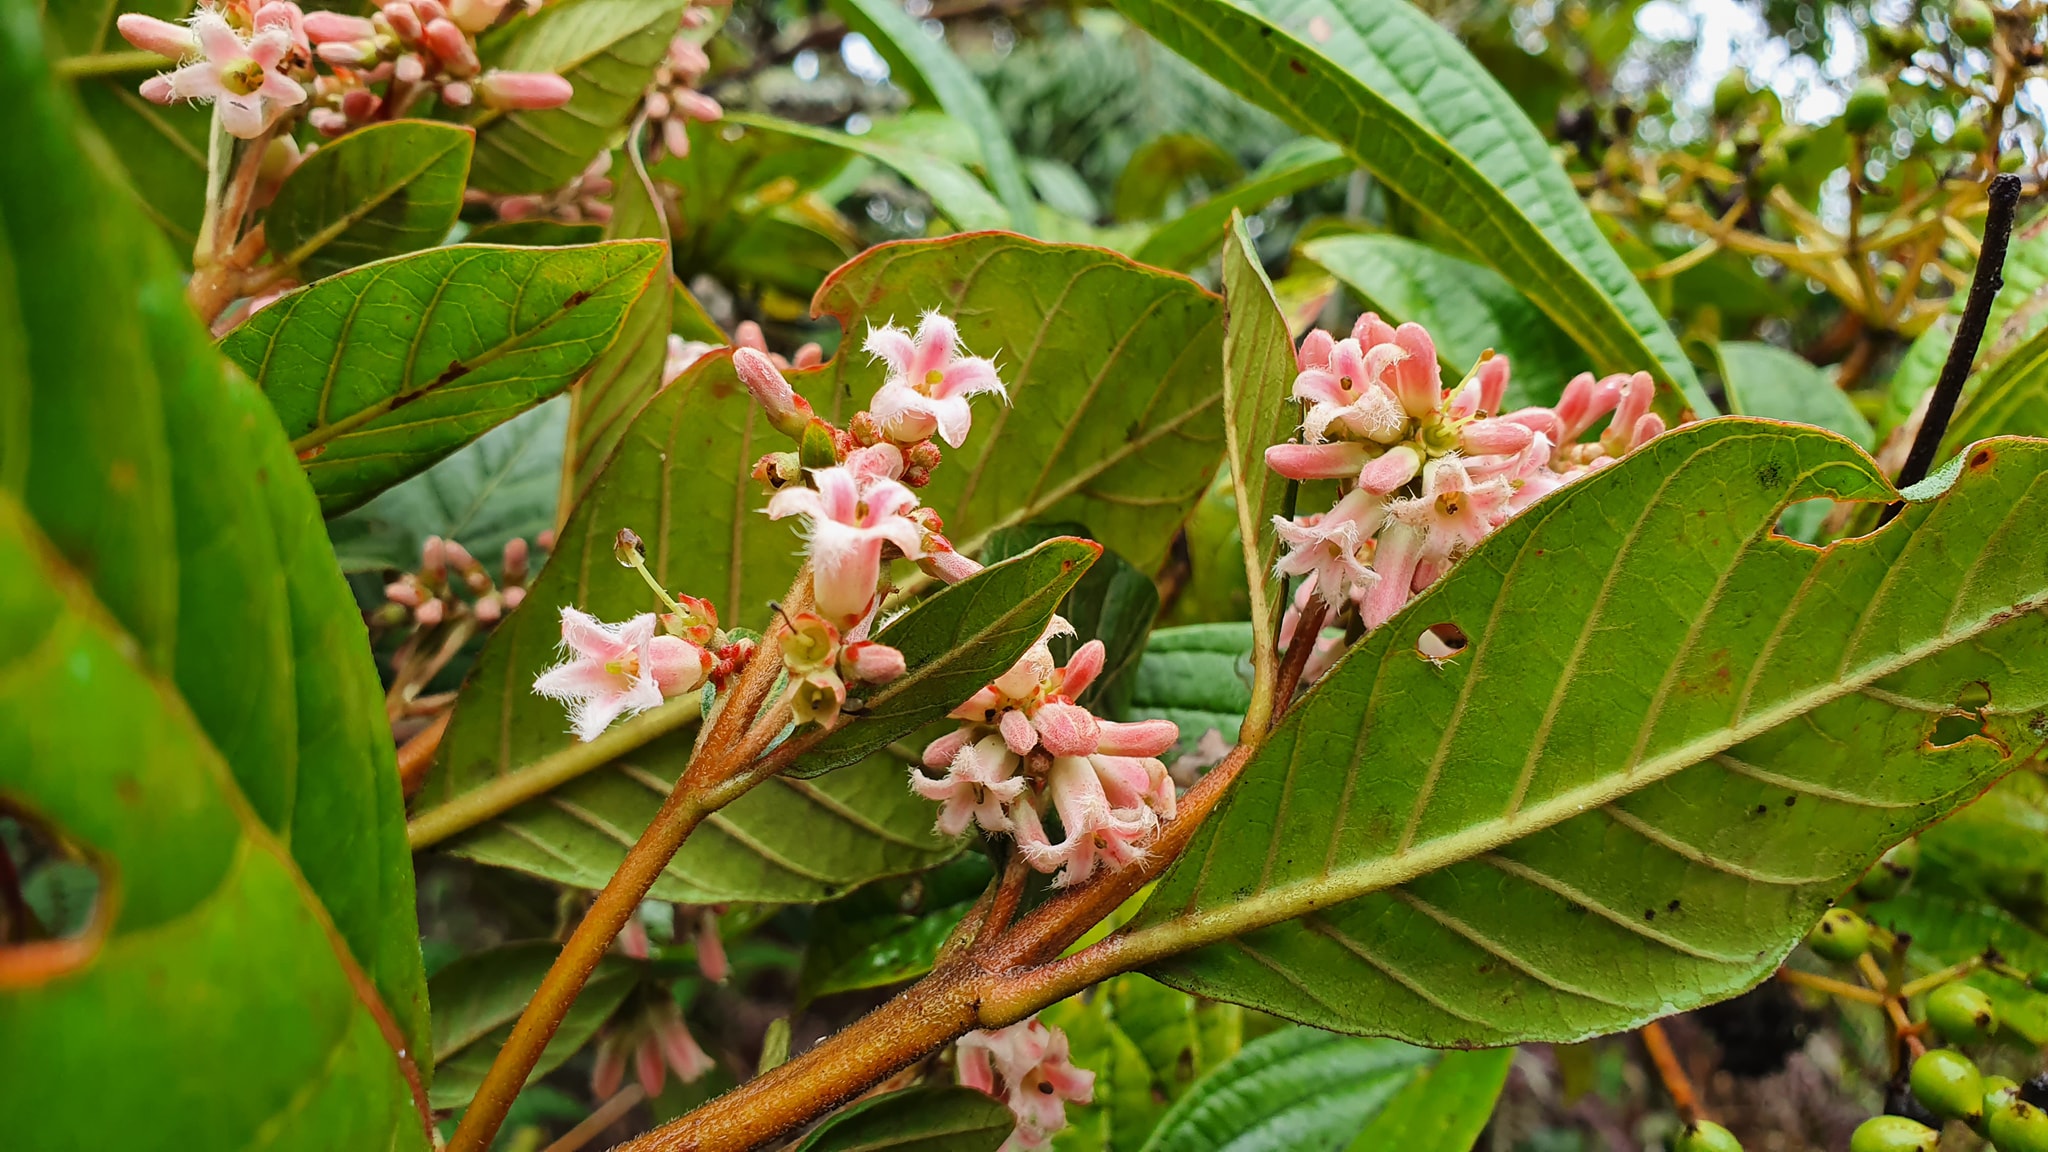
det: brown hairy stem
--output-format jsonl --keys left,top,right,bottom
{"left": 623, "top": 740, "right": 1261, "bottom": 1152}
{"left": 1267, "top": 592, "right": 1327, "bottom": 729}
{"left": 447, "top": 574, "right": 812, "bottom": 1152}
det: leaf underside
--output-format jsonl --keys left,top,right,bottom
{"left": 1133, "top": 421, "right": 2048, "bottom": 1046}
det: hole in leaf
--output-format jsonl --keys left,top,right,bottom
{"left": 0, "top": 802, "right": 110, "bottom": 988}
{"left": 1416, "top": 623, "right": 1469, "bottom": 662}
{"left": 1927, "top": 712, "right": 1989, "bottom": 750}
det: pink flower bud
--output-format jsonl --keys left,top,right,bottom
{"left": 340, "top": 86, "right": 381, "bottom": 120}
{"left": 999, "top": 708, "right": 1038, "bottom": 754}
{"left": 656, "top": 1006, "right": 715, "bottom": 1082}
{"left": 1356, "top": 444, "right": 1422, "bottom": 495}
{"left": 1388, "top": 323, "right": 1441, "bottom": 418}
{"left": 444, "top": 539, "right": 477, "bottom": 571}
{"left": 421, "top": 536, "right": 447, "bottom": 580}
{"left": 413, "top": 0, "right": 448, "bottom": 22}
{"left": 732, "top": 347, "right": 816, "bottom": 439}
{"left": 668, "top": 35, "right": 709, "bottom": 78}
{"left": 138, "top": 74, "right": 177, "bottom": 104}
{"left": 415, "top": 598, "right": 446, "bottom": 628}
{"left": 494, "top": 193, "right": 544, "bottom": 220}
{"left": 1601, "top": 372, "right": 1656, "bottom": 455}
{"left": 316, "top": 39, "right": 375, "bottom": 65}
{"left": 383, "top": 2, "right": 424, "bottom": 40}
{"left": 538, "top": 530, "right": 557, "bottom": 551}
{"left": 648, "top": 635, "right": 712, "bottom": 697}
{"left": 448, "top": 0, "right": 509, "bottom": 33}
{"left": 619, "top": 916, "right": 650, "bottom": 959}
{"left": 473, "top": 592, "right": 503, "bottom": 623}
{"left": 1097, "top": 718, "right": 1179, "bottom": 758}
{"left": 664, "top": 116, "right": 691, "bottom": 159}
{"left": 1476, "top": 353, "right": 1510, "bottom": 415}
{"left": 735, "top": 320, "right": 768, "bottom": 353}
{"left": 385, "top": 580, "right": 423, "bottom": 607}
{"left": 645, "top": 89, "right": 672, "bottom": 119}
{"left": 477, "top": 70, "right": 573, "bottom": 109}
{"left": 1058, "top": 639, "right": 1107, "bottom": 699}
{"left": 502, "top": 537, "right": 529, "bottom": 582}
{"left": 1296, "top": 328, "right": 1333, "bottom": 372}
{"left": 1265, "top": 440, "right": 1371, "bottom": 481}
{"left": 918, "top": 547, "right": 982, "bottom": 586}
{"left": 1352, "top": 311, "right": 1399, "bottom": 349}
{"left": 1034, "top": 701, "right": 1101, "bottom": 757}
{"left": 693, "top": 909, "right": 728, "bottom": 983}
{"left": 307, "top": 107, "right": 349, "bottom": 136}
{"left": 502, "top": 585, "right": 526, "bottom": 610}
{"left": 116, "top": 13, "right": 199, "bottom": 58}
{"left": 1460, "top": 417, "right": 1534, "bottom": 455}
{"left": 792, "top": 342, "right": 824, "bottom": 370}
{"left": 841, "top": 640, "right": 907, "bottom": 684}
{"left": 304, "top": 11, "right": 377, "bottom": 41}
{"left": 424, "top": 18, "right": 478, "bottom": 74}
{"left": 1630, "top": 412, "right": 1667, "bottom": 450}
{"left": 394, "top": 51, "right": 425, "bottom": 82}
{"left": 674, "top": 88, "right": 721, "bottom": 121}
{"left": 592, "top": 1041, "right": 626, "bottom": 1100}
{"left": 922, "top": 726, "right": 973, "bottom": 768}
{"left": 1445, "top": 379, "right": 1482, "bottom": 422}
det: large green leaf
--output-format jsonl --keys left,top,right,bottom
{"left": 1220, "top": 214, "right": 1296, "bottom": 732}
{"left": 428, "top": 942, "right": 639, "bottom": 1109}
{"left": 327, "top": 396, "right": 567, "bottom": 574}
{"left": 1885, "top": 226, "right": 2048, "bottom": 431}
{"left": 1113, "top": 0, "right": 1709, "bottom": 416}
{"left": 446, "top": 737, "right": 962, "bottom": 904}
{"left": 220, "top": 240, "right": 665, "bottom": 516}
{"left": 1302, "top": 232, "right": 1585, "bottom": 408}
{"left": 1044, "top": 975, "right": 1243, "bottom": 1151}
{"left": 0, "top": 8, "right": 428, "bottom": 1137}
{"left": 467, "top": 0, "right": 688, "bottom": 194}
{"left": 792, "top": 1085, "right": 1014, "bottom": 1152}
{"left": 1344, "top": 1047, "right": 1513, "bottom": 1152}
{"left": 1137, "top": 1027, "right": 1434, "bottom": 1152}
{"left": 73, "top": 79, "right": 208, "bottom": 250}
{"left": 724, "top": 111, "right": 1008, "bottom": 233}
{"left": 656, "top": 119, "right": 854, "bottom": 288}
{"left": 789, "top": 537, "right": 1102, "bottom": 779}
{"left": 1123, "top": 420, "right": 2048, "bottom": 1045}
{"left": 826, "top": 0, "right": 1033, "bottom": 232}
{"left": 1717, "top": 341, "right": 1874, "bottom": 450}
{"left": 811, "top": 233, "right": 1227, "bottom": 574}
{"left": 265, "top": 120, "right": 473, "bottom": 281}
{"left": 1946, "top": 324, "right": 2048, "bottom": 455}
{"left": 1132, "top": 139, "right": 1351, "bottom": 272}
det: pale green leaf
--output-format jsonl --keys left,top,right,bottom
{"left": 1302, "top": 232, "right": 1585, "bottom": 407}
{"left": 1344, "top": 1048, "right": 1513, "bottom": 1152}
{"left": 220, "top": 240, "right": 665, "bottom": 516}
{"left": 1132, "top": 138, "right": 1351, "bottom": 272}
{"left": 1221, "top": 213, "right": 1295, "bottom": 734}
{"left": 1129, "top": 420, "right": 2048, "bottom": 1046}
{"left": 1137, "top": 1027, "right": 1434, "bottom": 1152}
{"left": 792, "top": 1085, "right": 1014, "bottom": 1152}
{"left": 1718, "top": 341, "right": 1874, "bottom": 449}
{"left": 724, "top": 111, "right": 1009, "bottom": 233}
{"left": 1112, "top": 0, "right": 1710, "bottom": 415}
{"left": 1119, "top": 623, "right": 1255, "bottom": 764}
{"left": 265, "top": 119, "right": 473, "bottom": 280}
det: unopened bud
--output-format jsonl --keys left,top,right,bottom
{"left": 667, "top": 35, "right": 709, "bottom": 79}
{"left": 382, "top": 2, "right": 423, "bottom": 40}
{"left": 473, "top": 592, "right": 503, "bottom": 623}
{"left": 116, "top": 13, "right": 200, "bottom": 58}
{"left": 840, "top": 640, "right": 906, "bottom": 684}
{"left": 614, "top": 528, "right": 645, "bottom": 567}
{"left": 316, "top": 39, "right": 376, "bottom": 65}
{"left": 413, "top": 0, "right": 448, "bottom": 21}
{"left": 674, "top": 88, "right": 722, "bottom": 122}
{"left": 340, "top": 86, "right": 381, "bottom": 121}
{"left": 901, "top": 463, "right": 932, "bottom": 487}
{"left": 791, "top": 342, "right": 823, "bottom": 369}
{"left": 501, "top": 585, "right": 526, "bottom": 611}
{"left": 308, "top": 107, "right": 350, "bottom": 136}
{"left": 733, "top": 347, "right": 816, "bottom": 440}
{"left": 415, "top": 598, "right": 446, "bottom": 628}
{"left": 847, "top": 410, "right": 881, "bottom": 447}
{"left": 537, "top": 530, "right": 557, "bottom": 551}
{"left": 304, "top": 9, "right": 377, "bottom": 41}
{"left": 906, "top": 440, "right": 943, "bottom": 470}
{"left": 693, "top": 909, "right": 728, "bottom": 982}
{"left": 422, "top": 536, "right": 448, "bottom": 581}
{"left": 385, "top": 579, "right": 424, "bottom": 607}
{"left": 735, "top": 320, "right": 768, "bottom": 353}
{"left": 502, "top": 537, "right": 529, "bottom": 583}
{"left": 424, "top": 18, "right": 478, "bottom": 74}
{"left": 439, "top": 80, "right": 473, "bottom": 106}
{"left": 477, "top": 69, "right": 574, "bottom": 109}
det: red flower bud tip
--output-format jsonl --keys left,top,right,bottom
{"left": 733, "top": 346, "right": 816, "bottom": 440}
{"left": 501, "top": 585, "right": 526, "bottom": 611}
{"left": 476, "top": 69, "right": 571, "bottom": 108}
{"left": 303, "top": 10, "right": 376, "bottom": 41}
{"left": 841, "top": 640, "right": 907, "bottom": 684}
{"left": 1057, "top": 639, "right": 1106, "bottom": 699}
{"left": 415, "top": 598, "right": 446, "bottom": 628}
{"left": 439, "top": 79, "right": 472, "bottom": 106}
{"left": 117, "top": 13, "right": 199, "bottom": 58}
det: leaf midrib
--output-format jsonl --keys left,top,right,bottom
{"left": 1117, "top": 576, "right": 2044, "bottom": 969}
{"left": 275, "top": 133, "right": 468, "bottom": 270}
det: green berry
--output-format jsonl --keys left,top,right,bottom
{"left": 1850, "top": 1115, "right": 1939, "bottom": 1152}
{"left": 1808, "top": 908, "right": 1874, "bottom": 964}
{"left": 1674, "top": 1119, "right": 1744, "bottom": 1152}
{"left": 1858, "top": 839, "right": 1921, "bottom": 900}
{"left": 1951, "top": 119, "right": 1989, "bottom": 154}
{"left": 1781, "top": 127, "right": 1812, "bottom": 162}
{"left": 1714, "top": 70, "right": 1751, "bottom": 119}
{"left": 1910, "top": 1048, "right": 1984, "bottom": 1124}
{"left": 1713, "top": 138, "right": 1739, "bottom": 169}
{"left": 1845, "top": 79, "right": 1891, "bottom": 135}
{"left": 2001, "top": 150, "right": 2026, "bottom": 173}
{"left": 1753, "top": 145, "right": 1789, "bottom": 187}
{"left": 1988, "top": 1098, "right": 2048, "bottom": 1152}
{"left": 1982, "top": 1075, "right": 2020, "bottom": 1130}
{"left": 1951, "top": 0, "right": 1996, "bottom": 48}
{"left": 1927, "top": 981, "right": 1999, "bottom": 1044}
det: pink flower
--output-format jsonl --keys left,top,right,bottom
{"left": 138, "top": 9, "right": 306, "bottom": 139}
{"left": 478, "top": 69, "right": 573, "bottom": 110}
{"left": 692, "top": 908, "right": 728, "bottom": 983}
{"left": 910, "top": 734, "right": 1028, "bottom": 836}
{"left": 959, "top": 1020, "right": 1095, "bottom": 1150}
{"left": 1294, "top": 338, "right": 1407, "bottom": 444}
{"left": 1014, "top": 756, "right": 1157, "bottom": 887}
{"left": 864, "top": 311, "right": 1006, "bottom": 447}
{"left": 594, "top": 1001, "right": 714, "bottom": 1100}
{"left": 1389, "top": 455, "right": 1515, "bottom": 564}
{"left": 841, "top": 640, "right": 907, "bottom": 684}
{"left": 767, "top": 466, "right": 925, "bottom": 627}
{"left": 1272, "top": 487, "right": 1383, "bottom": 603}
{"left": 1265, "top": 440, "right": 1371, "bottom": 481}
{"left": 532, "top": 608, "right": 712, "bottom": 741}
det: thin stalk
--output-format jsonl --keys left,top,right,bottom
{"left": 544, "top": 1085, "right": 647, "bottom": 1152}
{"left": 1267, "top": 592, "right": 1327, "bottom": 729}
{"left": 53, "top": 49, "right": 164, "bottom": 77}
{"left": 405, "top": 693, "right": 703, "bottom": 848}
{"left": 1638, "top": 1021, "right": 1702, "bottom": 1123}
{"left": 1880, "top": 172, "right": 2024, "bottom": 526}
{"left": 1777, "top": 966, "right": 1886, "bottom": 1006}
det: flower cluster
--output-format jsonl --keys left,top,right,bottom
{"left": 590, "top": 997, "right": 714, "bottom": 1101}
{"left": 381, "top": 533, "right": 537, "bottom": 630}
{"left": 1268, "top": 315, "right": 1675, "bottom": 650}
{"left": 644, "top": 20, "right": 722, "bottom": 161}
{"left": 118, "top": 0, "right": 571, "bottom": 141}
{"left": 468, "top": 151, "right": 620, "bottom": 226}
{"left": 911, "top": 622, "right": 1179, "bottom": 887}
{"left": 957, "top": 1018, "right": 1095, "bottom": 1150}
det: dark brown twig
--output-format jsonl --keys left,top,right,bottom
{"left": 1880, "top": 173, "right": 2024, "bottom": 525}
{"left": 1268, "top": 592, "right": 1328, "bottom": 728}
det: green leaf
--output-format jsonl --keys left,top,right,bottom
{"left": 1137, "top": 1027, "right": 1435, "bottom": 1152}
{"left": 1344, "top": 1048, "right": 1513, "bottom": 1152}
{"left": 1946, "top": 323, "right": 2048, "bottom": 455}
{"left": 984, "top": 523, "right": 1161, "bottom": 711}
{"left": 467, "top": 0, "right": 689, "bottom": 194}
{"left": 1885, "top": 227, "right": 2048, "bottom": 432}
{"left": 1115, "top": 134, "right": 1244, "bottom": 223}
{"left": 1220, "top": 213, "right": 1295, "bottom": 734}
{"left": 724, "top": 111, "right": 1009, "bottom": 233}
{"left": 1045, "top": 986, "right": 1167, "bottom": 1151}
{"left": 654, "top": 119, "right": 856, "bottom": 297}
{"left": 1161, "top": 470, "right": 1254, "bottom": 629}
{"left": 1111, "top": 0, "right": 1709, "bottom": 416}
{"left": 220, "top": 240, "right": 665, "bottom": 517}
{"left": 798, "top": 898, "right": 978, "bottom": 1002}
{"left": 1717, "top": 341, "right": 1875, "bottom": 450}
{"left": 465, "top": 219, "right": 608, "bottom": 246}
{"left": 826, "top": 0, "right": 1034, "bottom": 232}
{"left": 1119, "top": 623, "right": 1255, "bottom": 764}
{"left": 326, "top": 396, "right": 566, "bottom": 573}
{"left": 792, "top": 1085, "right": 1014, "bottom": 1152}
{"left": 789, "top": 537, "right": 1102, "bottom": 779}
{"left": 73, "top": 79, "right": 208, "bottom": 250}
{"left": 0, "top": 10, "right": 428, "bottom": 1137}
{"left": 428, "top": 942, "right": 639, "bottom": 1109}
{"left": 562, "top": 148, "right": 677, "bottom": 518}
{"left": 1129, "top": 420, "right": 2048, "bottom": 1046}
{"left": 1132, "top": 138, "right": 1351, "bottom": 272}
{"left": 811, "top": 233, "right": 1227, "bottom": 575}
{"left": 265, "top": 120, "right": 473, "bottom": 280}
{"left": 1302, "top": 232, "right": 1586, "bottom": 407}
